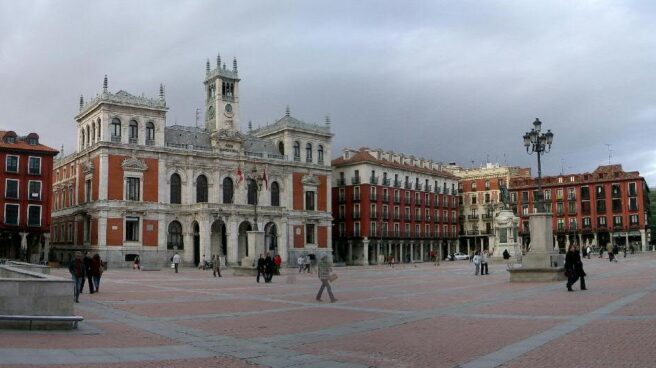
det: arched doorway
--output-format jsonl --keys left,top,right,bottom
{"left": 211, "top": 220, "right": 227, "bottom": 259}
{"left": 192, "top": 221, "right": 200, "bottom": 266}
{"left": 237, "top": 221, "right": 252, "bottom": 263}
{"left": 265, "top": 222, "right": 278, "bottom": 254}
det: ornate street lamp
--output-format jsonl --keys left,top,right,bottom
{"left": 248, "top": 166, "right": 266, "bottom": 231}
{"left": 523, "top": 118, "right": 554, "bottom": 213}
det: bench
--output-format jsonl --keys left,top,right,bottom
{"left": 0, "top": 315, "right": 84, "bottom": 330}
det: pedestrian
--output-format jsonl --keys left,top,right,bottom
{"left": 133, "top": 255, "right": 141, "bottom": 271}
{"left": 472, "top": 250, "right": 481, "bottom": 275}
{"left": 599, "top": 246, "right": 604, "bottom": 258}
{"left": 565, "top": 244, "right": 586, "bottom": 291}
{"left": 480, "top": 250, "right": 489, "bottom": 275}
{"left": 212, "top": 254, "right": 222, "bottom": 277}
{"left": 297, "top": 255, "right": 305, "bottom": 273}
{"left": 304, "top": 254, "right": 312, "bottom": 273}
{"left": 607, "top": 243, "right": 616, "bottom": 263}
{"left": 503, "top": 249, "right": 510, "bottom": 260}
{"left": 91, "top": 254, "right": 104, "bottom": 292}
{"left": 316, "top": 254, "right": 337, "bottom": 303}
{"left": 256, "top": 254, "right": 265, "bottom": 283}
{"left": 68, "top": 251, "right": 85, "bottom": 303}
{"left": 172, "top": 252, "right": 181, "bottom": 273}
{"left": 623, "top": 246, "right": 627, "bottom": 258}
{"left": 81, "top": 252, "right": 95, "bottom": 294}
{"left": 264, "top": 252, "right": 275, "bottom": 283}
{"left": 586, "top": 245, "right": 592, "bottom": 260}
{"left": 274, "top": 254, "right": 282, "bottom": 275}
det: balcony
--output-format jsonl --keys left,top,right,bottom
{"left": 353, "top": 211, "right": 361, "bottom": 220}
{"left": 393, "top": 197, "right": 400, "bottom": 204}
{"left": 404, "top": 215, "right": 411, "bottom": 221}
{"left": 383, "top": 194, "right": 390, "bottom": 202}
{"left": 145, "top": 139, "right": 155, "bottom": 146}
{"left": 482, "top": 214, "right": 493, "bottom": 220}
{"left": 404, "top": 182, "right": 412, "bottom": 190}
{"left": 369, "top": 229, "right": 379, "bottom": 237}
{"left": 393, "top": 214, "right": 401, "bottom": 221}
{"left": 382, "top": 212, "right": 389, "bottom": 220}
{"left": 369, "top": 176, "right": 379, "bottom": 185}
{"left": 382, "top": 178, "right": 391, "bottom": 186}
{"left": 568, "top": 209, "right": 577, "bottom": 216}
{"left": 629, "top": 223, "right": 641, "bottom": 229}
{"left": 294, "top": 156, "right": 301, "bottom": 162}
{"left": 597, "top": 207, "right": 607, "bottom": 214}
{"left": 467, "top": 214, "right": 479, "bottom": 221}
{"left": 459, "top": 215, "right": 466, "bottom": 221}
{"left": 556, "top": 227, "right": 566, "bottom": 233}
{"left": 466, "top": 230, "right": 479, "bottom": 236}
{"left": 426, "top": 185, "right": 432, "bottom": 192}
{"left": 404, "top": 231, "right": 413, "bottom": 238}
{"left": 613, "top": 223, "right": 623, "bottom": 230}
{"left": 337, "top": 178, "right": 346, "bottom": 186}
{"left": 394, "top": 180, "right": 402, "bottom": 188}
{"left": 414, "top": 215, "right": 422, "bottom": 221}
{"left": 338, "top": 195, "right": 346, "bottom": 203}
{"left": 370, "top": 193, "right": 378, "bottom": 201}
{"left": 434, "top": 217, "right": 440, "bottom": 223}
{"left": 370, "top": 212, "right": 379, "bottom": 220}
{"left": 597, "top": 224, "right": 608, "bottom": 230}
{"left": 416, "top": 198, "right": 422, "bottom": 206}
{"left": 415, "top": 183, "right": 423, "bottom": 191}
{"left": 111, "top": 135, "right": 121, "bottom": 143}
{"left": 129, "top": 137, "right": 138, "bottom": 144}
{"left": 393, "top": 231, "right": 401, "bottom": 238}
{"left": 352, "top": 176, "right": 361, "bottom": 185}
{"left": 353, "top": 194, "right": 361, "bottom": 201}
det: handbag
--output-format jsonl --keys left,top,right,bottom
{"left": 329, "top": 273, "right": 338, "bottom": 282}
{"left": 171, "top": 263, "right": 175, "bottom": 269}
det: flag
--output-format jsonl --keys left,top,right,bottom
{"left": 236, "top": 166, "right": 244, "bottom": 187}
{"left": 262, "top": 166, "right": 269, "bottom": 190}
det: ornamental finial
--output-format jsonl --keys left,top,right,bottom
{"left": 285, "top": 105, "right": 290, "bottom": 117}
{"left": 159, "top": 83, "right": 165, "bottom": 100}
{"left": 217, "top": 53, "right": 221, "bottom": 68}
{"left": 103, "top": 75, "right": 108, "bottom": 92}
{"left": 248, "top": 120, "right": 253, "bottom": 132}
{"left": 79, "top": 95, "right": 84, "bottom": 110}
{"left": 206, "top": 59, "right": 210, "bottom": 74}
{"left": 223, "top": 63, "right": 226, "bottom": 70}
{"left": 233, "top": 57, "right": 238, "bottom": 73}
{"left": 325, "top": 114, "right": 331, "bottom": 127}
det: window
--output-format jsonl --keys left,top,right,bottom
{"left": 306, "top": 191, "right": 315, "bottom": 211}
{"left": 354, "top": 222, "right": 361, "bottom": 237}
{"left": 85, "top": 179, "right": 92, "bottom": 202}
{"left": 170, "top": 173, "right": 181, "bottom": 204}
{"left": 630, "top": 214, "right": 639, "bottom": 225}
{"left": 521, "top": 191, "right": 528, "bottom": 202}
{"left": 581, "top": 186, "right": 590, "bottom": 200}
{"left": 270, "top": 182, "right": 280, "bottom": 206}
{"left": 28, "top": 181, "right": 41, "bottom": 201}
{"left": 568, "top": 201, "right": 576, "bottom": 214}
{"left": 111, "top": 118, "right": 121, "bottom": 140}
{"left": 126, "top": 217, "right": 140, "bottom": 242}
{"left": 471, "top": 195, "right": 477, "bottom": 205}
{"left": 567, "top": 188, "right": 576, "bottom": 200}
{"left": 543, "top": 189, "right": 551, "bottom": 201}
{"left": 629, "top": 197, "right": 638, "bottom": 211}
{"left": 223, "top": 177, "right": 233, "bottom": 203}
{"left": 5, "top": 179, "right": 18, "bottom": 199}
{"left": 306, "top": 143, "right": 313, "bottom": 162}
{"left": 167, "top": 221, "right": 183, "bottom": 249}
{"left": 5, "top": 155, "right": 18, "bottom": 173}
{"left": 485, "top": 180, "right": 490, "bottom": 190}
{"left": 293, "top": 141, "right": 301, "bottom": 160}
{"left": 306, "top": 224, "right": 315, "bottom": 244}
{"left": 146, "top": 122, "right": 155, "bottom": 144}
{"left": 27, "top": 205, "right": 41, "bottom": 226}
{"left": 28, "top": 157, "right": 41, "bottom": 175}
{"left": 611, "top": 183, "right": 621, "bottom": 198}
{"left": 596, "top": 185, "right": 605, "bottom": 198}
{"left": 556, "top": 202, "right": 564, "bottom": 215}
{"left": 247, "top": 179, "right": 257, "bottom": 205}
{"left": 278, "top": 142, "right": 284, "bottom": 155}
{"left": 4, "top": 204, "right": 19, "bottom": 225}
{"left": 471, "top": 181, "right": 477, "bottom": 190}
{"left": 196, "top": 175, "right": 208, "bottom": 203}
{"left": 628, "top": 182, "right": 637, "bottom": 197}
{"left": 612, "top": 198, "right": 622, "bottom": 213}
{"left": 317, "top": 145, "right": 324, "bottom": 163}
{"left": 583, "top": 217, "right": 591, "bottom": 228}
{"left": 370, "top": 222, "right": 377, "bottom": 236}
{"left": 125, "top": 177, "right": 140, "bottom": 201}
{"left": 556, "top": 188, "right": 563, "bottom": 200}
{"left": 569, "top": 218, "right": 577, "bottom": 230}
{"left": 596, "top": 199, "right": 606, "bottom": 213}
{"left": 129, "top": 120, "right": 138, "bottom": 143}
{"left": 557, "top": 218, "right": 565, "bottom": 231}
{"left": 613, "top": 215, "right": 622, "bottom": 225}
{"left": 597, "top": 216, "right": 607, "bottom": 226}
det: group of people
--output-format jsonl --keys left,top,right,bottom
{"left": 297, "top": 254, "right": 313, "bottom": 273}
{"left": 68, "top": 251, "right": 104, "bottom": 303}
{"left": 257, "top": 252, "right": 281, "bottom": 283}
{"left": 471, "top": 250, "right": 490, "bottom": 275}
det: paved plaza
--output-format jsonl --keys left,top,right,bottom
{"left": 1, "top": 254, "right": 656, "bottom": 368}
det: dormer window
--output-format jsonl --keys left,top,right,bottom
{"left": 6, "top": 136, "right": 16, "bottom": 143}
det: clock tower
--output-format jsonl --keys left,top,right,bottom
{"left": 204, "top": 54, "right": 241, "bottom": 134}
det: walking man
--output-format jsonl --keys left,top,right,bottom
{"left": 81, "top": 251, "right": 95, "bottom": 294}
{"left": 297, "top": 255, "right": 305, "bottom": 273}
{"left": 472, "top": 250, "right": 481, "bottom": 275}
{"left": 256, "top": 254, "right": 265, "bottom": 283}
{"left": 480, "top": 250, "right": 489, "bottom": 275}
{"left": 68, "top": 251, "right": 85, "bottom": 303}
{"left": 212, "top": 254, "right": 222, "bottom": 277}
{"left": 565, "top": 244, "right": 586, "bottom": 291}
{"left": 316, "top": 254, "right": 337, "bottom": 303}
{"left": 304, "top": 254, "right": 312, "bottom": 273}
{"left": 172, "top": 252, "right": 181, "bottom": 273}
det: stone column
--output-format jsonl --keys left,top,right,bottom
{"left": 593, "top": 232, "right": 598, "bottom": 248}
{"left": 420, "top": 242, "right": 424, "bottom": 262}
{"left": 409, "top": 243, "right": 414, "bottom": 262}
{"left": 625, "top": 232, "right": 629, "bottom": 248}
{"left": 183, "top": 231, "right": 194, "bottom": 265}
{"left": 199, "top": 216, "right": 211, "bottom": 262}
{"left": 387, "top": 243, "right": 391, "bottom": 258}
{"left": 43, "top": 233, "right": 50, "bottom": 263}
{"left": 227, "top": 221, "right": 239, "bottom": 265}
{"left": 640, "top": 229, "right": 647, "bottom": 251}
{"left": 279, "top": 220, "right": 289, "bottom": 264}
{"left": 377, "top": 242, "right": 381, "bottom": 264}
{"left": 347, "top": 240, "right": 353, "bottom": 265}
{"left": 466, "top": 238, "right": 471, "bottom": 255}
{"left": 98, "top": 213, "right": 107, "bottom": 248}
{"left": 399, "top": 242, "right": 404, "bottom": 263}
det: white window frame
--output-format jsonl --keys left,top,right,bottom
{"left": 124, "top": 216, "right": 141, "bottom": 243}
{"left": 85, "top": 174, "right": 93, "bottom": 202}
{"left": 123, "top": 172, "right": 144, "bottom": 202}
{"left": 4, "top": 203, "right": 19, "bottom": 225}
{"left": 5, "top": 178, "right": 19, "bottom": 199}
{"left": 306, "top": 223, "right": 317, "bottom": 245}
{"left": 5, "top": 155, "right": 19, "bottom": 173}
{"left": 27, "top": 204, "right": 42, "bottom": 227}
{"left": 28, "top": 156, "right": 41, "bottom": 175}
{"left": 28, "top": 180, "right": 42, "bottom": 201}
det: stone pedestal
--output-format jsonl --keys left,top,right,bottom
{"left": 508, "top": 213, "right": 566, "bottom": 282}
{"left": 493, "top": 210, "right": 520, "bottom": 259}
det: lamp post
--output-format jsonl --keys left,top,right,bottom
{"left": 523, "top": 118, "right": 554, "bottom": 213}
{"left": 248, "top": 166, "right": 265, "bottom": 231}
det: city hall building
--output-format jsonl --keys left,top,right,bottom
{"left": 51, "top": 55, "right": 333, "bottom": 267}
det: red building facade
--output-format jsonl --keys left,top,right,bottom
{"left": 332, "top": 148, "right": 460, "bottom": 265}
{"left": 510, "top": 165, "right": 651, "bottom": 252}
{"left": 0, "top": 131, "right": 58, "bottom": 261}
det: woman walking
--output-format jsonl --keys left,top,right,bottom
{"left": 91, "top": 254, "right": 104, "bottom": 292}
{"left": 316, "top": 254, "right": 337, "bottom": 303}
{"left": 565, "top": 244, "right": 586, "bottom": 291}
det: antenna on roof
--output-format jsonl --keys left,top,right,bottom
{"left": 195, "top": 108, "right": 200, "bottom": 129}
{"left": 604, "top": 143, "right": 612, "bottom": 165}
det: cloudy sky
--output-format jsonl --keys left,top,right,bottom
{"left": 1, "top": 0, "right": 655, "bottom": 184}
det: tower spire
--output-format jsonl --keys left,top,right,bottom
{"left": 103, "top": 75, "right": 108, "bottom": 92}
{"left": 79, "top": 95, "right": 84, "bottom": 111}
{"left": 248, "top": 120, "right": 252, "bottom": 132}
{"left": 206, "top": 59, "right": 210, "bottom": 74}
{"left": 159, "top": 83, "right": 165, "bottom": 100}
{"left": 325, "top": 114, "right": 331, "bottom": 128}
{"left": 217, "top": 53, "right": 221, "bottom": 68}
{"left": 233, "top": 57, "right": 238, "bottom": 73}
{"left": 285, "top": 105, "right": 290, "bottom": 117}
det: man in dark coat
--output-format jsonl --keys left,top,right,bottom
{"left": 264, "top": 252, "right": 275, "bottom": 283}
{"left": 80, "top": 252, "right": 95, "bottom": 294}
{"left": 68, "top": 251, "right": 85, "bottom": 303}
{"left": 256, "top": 254, "right": 265, "bottom": 283}
{"left": 565, "top": 244, "right": 586, "bottom": 291}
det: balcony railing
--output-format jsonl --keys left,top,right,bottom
{"left": 370, "top": 176, "right": 379, "bottom": 185}
{"left": 382, "top": 212, "right": 389, "bottom": 220}
{"left": 145, "top": 139, "right": 155, "bottom": 146}
{"left": 338, "top": 195, "right": 346, "bottom": 203}
{"left": 393, "top": 197, "right": 400, "bottom": 204}
{"left": 129, "top": 137, "right": 138, "bottom": 144}
{"left": 482, "top": 214, "right": 493, "bottom": 220}
{"left": 111, "top": 135, "right": 121, "bottom": 143}
{"left": 434, "top": 217, "right": 440, "bottom": 223}
{"left": 404, "top": 182, "right": 412, "bottom": 190}
{"left": 404, "top": 215, "right": 411, "bottom": 221}
{"left": 414, "top": 215, "right": 422, "bottom": 221}
{"left": 337, "top": 178, "right": 346, "bottom": 186}
{"left": 466, "top": 230, "right": 479, "bottom": 236}
{"left": 353, "top": 211, "right": 361, "bottom": 219}
{"left": 415, "top": 183, "right": 423, "bottom": 191}
{"left": 393, "top": 214, "right": 401, "bottom": 220}
{"left": 394, "top": 180, "right": 402, "bottom": 188}
{"left": 416, "top": 198, "right": 422, "bottom": 205}
{"left": 352, "top": 176, "right": 361, "bottom": 185}
{"left": 370, "top": 193, "right": 378, "bottom": 201}
{"left": 353, "top": 194, "right": 361, "bottom": 201}
{"left": 426, "top": 185, "right": 432, "bottom": 192}
{"left": 370, "top": 212, "right": 378, "bottom": 219}
{"left": 613, "top": 223, "right": 623, "bottom": 230}
{"left": 382, "top": 178, "right": 391, "bottom": 186}
{"left": 383, "top": 194, "right": 390, "bottom": 202}
{"left": 467, "top": 214, "right": 479, "bottom": 221}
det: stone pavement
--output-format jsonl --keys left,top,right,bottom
{"left": 1, "top": 253, "right": 656, "bottom": 368}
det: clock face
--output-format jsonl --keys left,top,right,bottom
{"left": 225, "top": 104, "right": 233, "bottom": 113}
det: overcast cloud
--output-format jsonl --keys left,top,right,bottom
{"left": 1, "top": 0, "right": 655, "bottom": 184}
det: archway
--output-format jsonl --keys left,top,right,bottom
{"left": 192, "top": 221, "right": 200, "bottom": 266}
{"left": 237, "top": 221, "right": 252, "bottom": 263}
{"left": 211, "top": 220, "right": 227, "bottom": 259}
{"left": 264, "top": 222, "right": 278, "bottom": 255}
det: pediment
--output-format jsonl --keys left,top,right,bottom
{"left": 81, "top": 160, "right": 94, "bottom": 174}
{"left": 302, "top": 174, "right": 320, "bottom": 186}
{"left": 121, "top": 156, "right": 148, "bottom": 172}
